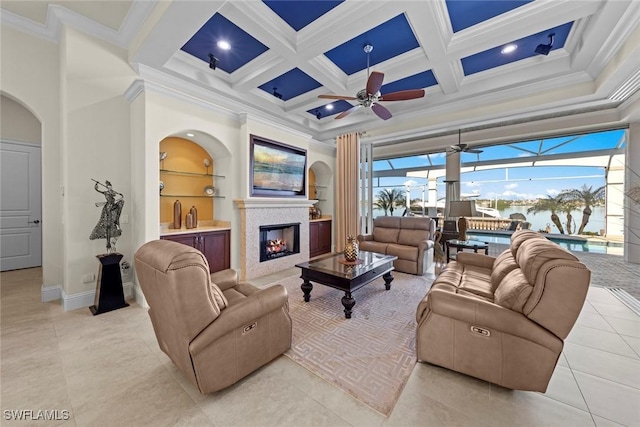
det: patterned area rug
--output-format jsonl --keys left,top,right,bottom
{"left": 266, "top": 272, "right": 433, "bottom": 416}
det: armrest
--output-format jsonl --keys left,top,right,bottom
{"left": 419, "top": 289, "right": 561, "bottom": 350}
{"left": 455, "top": 252, "right": 495, "bottom": 269}
{"left": 417, "top": 240, "right": 434, "bottom": 252}
{"left": 210, "top": 269, "right": 238, "bottom": 291}
{"left": 189, "top": 285, "right": 289, "bottom": 354}
{"left": 357, "top": 234, "right": 373, "bottom": 242}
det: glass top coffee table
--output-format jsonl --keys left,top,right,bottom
{"left": 446, "top": 239, "right": 489, "bottom": 262}
{"left": 295, "top": 251, "right": 397, "bottom": 319}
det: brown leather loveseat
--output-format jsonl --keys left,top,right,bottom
{"left": 357, "top": 216, "right": 436, "bottom": 275}
{"left": 134, "top": 239, "right": 292, "bottom": 394}
{"left": 416, "top": 229, "right": 591, "bottom": 392}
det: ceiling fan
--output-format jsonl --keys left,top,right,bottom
{"left": 318, "top": 44, "right": 425, "bottom": 120}
{"left": 447, "top": 130, "right": 483, "bottom": 154}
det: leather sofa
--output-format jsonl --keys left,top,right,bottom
{"left": 134, "top": 239, "right": 292, "bottom": 394}
{"left": 357, "top": 216, "right": 435, "bottom": 275}
{"left": 416, "top": 229, "right": 591, "bottom": 392}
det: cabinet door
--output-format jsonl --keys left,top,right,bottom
{"left": 309, "top": 222, "right": 320, "bottom": 257}
{"left": 318, "top": 221, "right": 332, "bottom": 255}
{"left": 200, "top": 230, "right": 230, "bottom": 273}
{"left": 161, "top": 233, "right": 197, "bottom": 248}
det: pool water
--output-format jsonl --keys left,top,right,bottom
{"left": 466, "top": 232, "right": 623, "bottom": 255}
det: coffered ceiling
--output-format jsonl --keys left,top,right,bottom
{"left": 2, "top": 1, "right": 640, "bottom": 146}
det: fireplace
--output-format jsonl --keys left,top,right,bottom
{"left": 259, "top": 223, "right": 301, "bottom": 262}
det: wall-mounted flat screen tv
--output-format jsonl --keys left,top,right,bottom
{"left": 250, "top": 135, "right": 307, "bottom": 197}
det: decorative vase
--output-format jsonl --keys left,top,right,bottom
{"left": 173, "top": 200, "right": 182, "bottom": 229}
{"left": 185, "top": 212, "right": 195, "bottom": 229}
{"left": 189, "top": 206, "right": 198, "bottom": 228}
{"left": 344, "top": 236, "right": 359, "bottom": 262}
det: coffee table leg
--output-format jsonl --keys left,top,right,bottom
{"left": 301, "top": 279, "right": 313, "bottom": 302}
{"left": 383, "top": 272, "right": 394, "bottom": 290}
{"left": 341, "top": 292, "right": 355, "bottom": 319}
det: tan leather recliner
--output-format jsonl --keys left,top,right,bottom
{"left": 416, "top": 230, "right": 590, "bottom": 392}
{"left": 134, "top": 239, "right": 292, "bottom": 394}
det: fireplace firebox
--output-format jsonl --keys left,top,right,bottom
{"left": 259, "top": 223, "right": 301, "bottom": 262}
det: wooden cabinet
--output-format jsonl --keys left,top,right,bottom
{"left": 162, "top": 229, "right": 230, "bottom": 273}
{"left": 309, "top": 220, "right": 332, "bottom": 258}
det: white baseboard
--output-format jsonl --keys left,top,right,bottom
{"left": 41, "top": 285, "right": 62, "bottom": 302}
{"left": 59, "top": 281, "right": 135, "bottom": 312}
{"left": 135, "top": 283, "right": 148, "bottom": 308}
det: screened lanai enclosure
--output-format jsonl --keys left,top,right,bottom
{"left": 359, "top": 128, "right": 628, "bottom": 248}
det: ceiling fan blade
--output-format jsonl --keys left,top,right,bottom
{"left": 335, "top": 105, "right": 361, "bottom": 119}
{"left": 371, "top": 103, "right": 392, "bottom": 120}
{"left": 318, "top": 94, "right": 357, "bottom": 100}
{"left": 380, "top": 89, "right": 425, "bottom": 101}
{"left": 366, "top": 71, "right": 384, "bottom": 95}
{"left": 467, "top": 148, "right": 483, "bottom": 154}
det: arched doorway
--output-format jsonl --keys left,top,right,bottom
{"left": 0, "top": 94, "right": 42, "bottom": 271}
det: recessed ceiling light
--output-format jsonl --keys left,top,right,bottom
{"left": 501, "top": 44, "right": 517, "bottom": 54}
{"left": 186, "top": 133, "right": 194, "bottom": 137}
{"left": 325, "top": 104, "right": 334, "bottom": 110}
{"left": 217, "top": 40, "right": 231, "bottom": 50}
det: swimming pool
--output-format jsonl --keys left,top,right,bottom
{"left": 466, "top": 231, "right": 623, "bottom": 255}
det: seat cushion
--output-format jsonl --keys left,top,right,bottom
{"left": 359, "top": 240, "right": 389, "bottom": 254}
{"left": 386, "top": 243, "right": 418, "bottom": 261}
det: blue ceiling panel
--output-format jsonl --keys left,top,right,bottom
{"left": 446, "top": 0, "right": 533, "bottom": 33}
{"left": 461, "top": 22, "right": 573, "bottom": 76}
{"left": 307, "top": 100, "right": 353, "bottom": 119}
{"left": 380, "top": 71, "right": 438, "bottom": 94}
{"left": 324, "top": 14, "right": 420, "bottom": 75}
{"left": 181, "top": 13, "right": 269, "bottom": 74}
{"left": 259, "top": 68, "right": 322, "bottom": 101}
{"left": 263, "top": 1, "right": 344, "bottom": 31}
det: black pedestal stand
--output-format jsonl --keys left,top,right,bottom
{"left": 90, "top": 253, "right": 129, "bottom": 315}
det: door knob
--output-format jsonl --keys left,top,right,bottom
{"left": 29, "top": 220, "right": 40, "bottom": 224}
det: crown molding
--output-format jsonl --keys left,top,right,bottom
{"left": 132, "top": 64, "right": 240, "bottom": 121}
{"left": 0, "top": 8, "right": 60, "bottom": 43}
{"left": 1, "top": 2, "right": 155, "bottom": 48}
{"left": 123, "top": 79, "right": 146, "bottom": 104}
{"left": 239, "top": 113, "right": 312, "bottom": 141}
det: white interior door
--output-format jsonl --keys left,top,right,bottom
{"left": 1, "top": 141, "right": 42, "bottom": 271}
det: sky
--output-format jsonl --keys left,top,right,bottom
{"left": 372, "top": 129, "right": 625, "bottom": 204}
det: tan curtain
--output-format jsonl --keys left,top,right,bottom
{"left": 335, "top": 132, "right": 360, "bottom": 252}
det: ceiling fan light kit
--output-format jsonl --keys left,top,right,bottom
{"left": 318, "top": 44, "right": 425, "bottom": 120}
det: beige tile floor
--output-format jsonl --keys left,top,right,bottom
{"left": 1, "top": 259, "right": 640, "bottom": 427}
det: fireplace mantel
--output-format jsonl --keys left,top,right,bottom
{"left": 234, "top": 198, "right": 317, "bottom": 209}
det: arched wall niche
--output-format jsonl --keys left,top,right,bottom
{"left": 159, "top": 130, "right": 233, "bottom": 226}
{"left": 309, "top": 160, "right": 333, "bottom": 215}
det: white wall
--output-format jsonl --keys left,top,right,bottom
{"left": 1, "top": 26, "right": 63, "bottom": 289}
{"left": 0, "top": 95, "right": 41, "bottom": 143}
{"left": 61, "top": 27, "right": 137, "bottom": 296}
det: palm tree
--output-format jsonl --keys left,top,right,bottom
{"left": 373, "top": 194, "right": 391, "bottom": 216}
{"left": 560, "top": 185, "right": 605, "bottom": 234}
{"left": 375, "top": 188, "right": 406, "bottom": 216}
{"left": 527, "top": 195, "right": 565, "bottom": 234}
{"left": 560, "top": 199, "right": 580, "bottom": 235}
